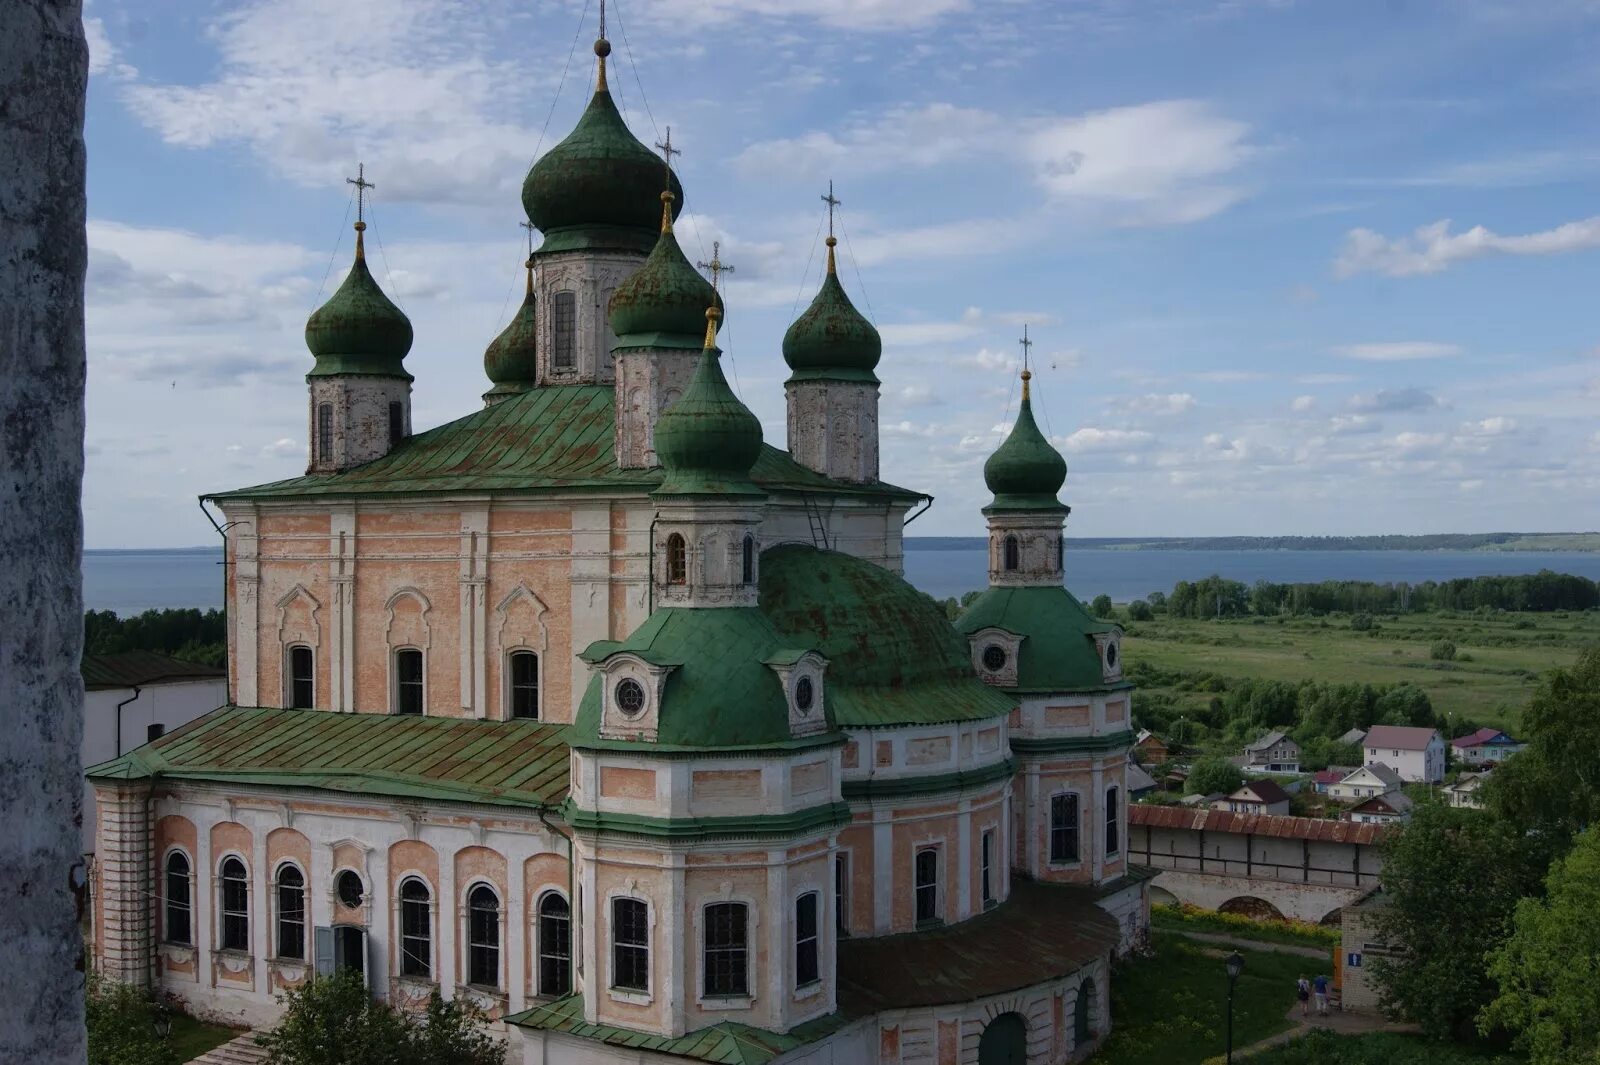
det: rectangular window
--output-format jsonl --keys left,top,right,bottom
{"left": 317, "top": 403, "right": 333, "bottom": 464}
{"left": 835, "top": 853, "right": 849, "bottom": 938}
{"left": 509, "top": 650, "right": 539, "bottom": 719}
{"left": 981, "top": 829, "right": 995, "bottom": 906}
{"left": 394, "top": 649, "right": 424, "bottom": 715}
{"left": 1105, "top": 787, "right": 1121, "bottom": 856}
{"left": 552, "top": 292, "right": 577, "bottom": 370}
{"left": 703, "top": 902, "right": 749, "bottom": 998}
{"left": 914, "top": 847, "right": 939, "bottom": 926}
{"left": 288, "top": 645, "right": 314, "bottom": 709}
{"left": 1050, "top": 793, "right": 1080, "bottom": 863}
{"left": 795, "top": 892, "right": 819, "bottom": 987}
{"left": 611, "top": 898, "right": 649, "bottom": 992}
{"left": 388, "top": 401, "right": 404, "bottom": 447}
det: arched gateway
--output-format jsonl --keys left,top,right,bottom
{"left": 978, "top": 1011, "right": 1028, "bottom": 1065}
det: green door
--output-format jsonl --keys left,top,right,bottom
{"left": 978, "top": 1012, "right": 1027, "bottom": 1065}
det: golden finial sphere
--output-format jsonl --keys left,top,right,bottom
{"left": 594, "top": 38, "right": 611, "bottom": 57}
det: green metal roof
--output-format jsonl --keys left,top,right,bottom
{"left": 983, "top": 393, "right": 1067, "bottom": 513}
{"left": 568, "top": 607, "right": 821, "bottom": 751}
{"left": 508, "top": 995, "right": 851, "bottom": 1065}
{"left": 305, "top": 235, "right": 414, "bottom": 380}
{"left": 205, "top": 386, "right": 921, "bottom": 503}
{"left": 85, "top": 706, "right": 570, "bottom": 809}
{"left": 654, "top": 338, "right": 766, "bottom": 498}
{"left": 782, "top": 251, "right": 881, "bottom": 384}
{"left": 608, "top": 213, "right": 721, "bottom": 351}
{"left": 758, "top": 545, "right": 1012, "bottom": 727}
{"left": 954, "top": 585, "right": 1126, "bottom": 694}
{"left": 483, "top": 274, "right": 538, "bottom": 395}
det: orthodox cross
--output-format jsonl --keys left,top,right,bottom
{"left": 655, "top": 126, "right": 681, "bottom": 184}
{"left": 1018, "top": 324, "right": 1033, "bottom": 372}
{"left": 598, "top": 0, "right": 606, "bottom": 39}
{"left": 346, "top": 163, "right": 374, "bottom": 224}
{"left": 699, "top": 241, "right": 734, "bottom": 293}
{"left": 821, "top": 180, "right": 841, "bottom": 238}
{"left": 519, "top": 219, "right": 535, "bottom": 257}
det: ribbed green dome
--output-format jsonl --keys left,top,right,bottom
{"left": 608, "top": 198, "right": 720, "bottom": 351}
{"left": 483, "top": 270, "right": 537, "bottom": 397}
{"left": 522, "top": 60, "right": 683, "bottom": 255}
{"left": 306, "top": 230, "right": 413, "bottom": 379}
{"left": 983, "top": 386, "right": 1067, "bottom": 512}
{"left": 653, "top": 313, "right": 764, "bottom": 496}
{"left": 782, "top": 244, "right": 880, "bottom": 382}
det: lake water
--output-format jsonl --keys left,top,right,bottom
{"left": 82, "top": 544, "right": 1600, "bottom": 615}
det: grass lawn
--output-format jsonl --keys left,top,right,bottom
{"left": 1151, "top": 904, "right": 1339, "bottom": 951}
{"left": 1091, "top": 933, "right": 1311, "bottom": 1065}
{"left": 167, "top": 1013, "right": 241, "bottom": 1060}
{"left": 1121, "top": 610, "right": 1600, "bottom": 731}
{"left": 1247, "top": 1030, "right": 1524, "bottom": 1064}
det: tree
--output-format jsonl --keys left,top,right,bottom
{"left": 257, "top": 971, "right": 503, "bottom": 1065}
{"left": 1186, "top": 755, "right": 1243, "bottom": 796}
{"left": 1480, "top": 825, "right": 1600, "bottom": 1063}
{"left": 1370, "top": 803, "right": 1546, "bottom": 1041}
{"left": 1430, "top": 640, "right": 1457, "bottom": 661}
{"left": 1091, "top": 594, "right": 1114, "bottom": 618}
{"left": 1127, "top": 599, "right": 1154, "bottom": 622}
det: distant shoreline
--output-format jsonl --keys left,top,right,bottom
{"left": 904, "top": 533, "right": 1600, "bottom": 553}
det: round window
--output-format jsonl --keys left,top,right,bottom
{"left": 336, "top": 870, "right": 364, "bottom": 908}
{"left": 615, "top": 678, "right": 646, "bottom": 717}
{"left": 982, "top": 644, "right": 1008, "bottom": 671}
{"left": 794, "top": 676, "right": 815, "bottom": 713}
{"left": 1105, "top": 642, "right": 1119, "bottom": 670}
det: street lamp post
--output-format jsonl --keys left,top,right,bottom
{"left": 151, "top": 999, "right": 173, "bottom": 1041}
{"left": 1224, "top": 951, "right": 1245, "bottom": 1064}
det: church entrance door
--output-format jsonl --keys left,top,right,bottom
{"left": 978, "top": 1012, "right": 1027, "bottom": 1065}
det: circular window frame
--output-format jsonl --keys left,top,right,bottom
{"left": 794, "top": 676, "right": 815, "bottom": 714}
{"left": 336, "top": 869, "right": 364, "bottom": 909}
{"left": 614, "top": 678, "right": 647, "bottom": 717}
{"left": 982, "top": 644, "right": 1008, "bottom": 672}
{"left": 1105, "top": 642, "right": 1119, "bottom": 670}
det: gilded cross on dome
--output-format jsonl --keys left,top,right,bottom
{"left": 698, "top": 241, "right": 734, "bottom": 293}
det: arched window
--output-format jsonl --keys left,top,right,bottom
{"left": 537, "top": 893, "right": 571, "bottom": 997}
{"left": 794, "top": 892, "right": 819, "bottom": 987}
{"left": 399, "top": 878, "right": 432, "bottom": 978}
{"left": 1105, "top": 786, "right": 1121, "bottom": 856}
{"left": 219, "top": 856, "right": 250, "bottom": 952}
{"left": 1003, "top": 534, "right": 1020, "bottom": 572}
{"left": 164, "top": 852, "right": 191, "bottom": 945}
{"left": 703, "top": 901, "right": 749, "bottom": 998}
{"left": 275, "top": 865, "right": 305, "bottom": 960}
{"left": 551, "top": 292, "right": 576, "bottom": 370}
{"left": 666, "top": 534, "right": 687, "bottom": 585}
{"left": 317, "top": 403, "right": 333, "bottom": 464}
{"left": 1075, "top": 978, "right": 1096, "bottom": 1044}
{"left": 611, "top": 897, "right": 649, "bottom": 991}
{"left": 393, "top": 649, "right": 424, "bottom": 715}
{"left": 287, "top": 645, "right": 314, "bottom": 709}
{"left": 508, "top": 650, "right": 539, "bottom": 720}
{"left": 741, "top": 534, "right": 756, "bottom": 584}
{"left": 467, "top": 885, "right": 500, "bottom": 989}
{"left": 981, "top": 829, "right": 995, "bottom": 907}
{"left": 914, "top": 847, "right": 940, "bottom": 926}
{"left": 1050, "top": 793, "right": 1080, "bottom": 863}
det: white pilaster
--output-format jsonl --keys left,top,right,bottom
{"left": 664, "top": 853, "right": 686, "bottom": 1036}
{"left": 438, "top": 848, "right": 457, "bottom": 1002}
{"left": 956, "top": 797, "right": 972, "bottom": 920}
{"left": 873, "top": 812, "right": 893, "bottom": 935}
{"left": 368, "top": 841, "right": 390, "bottom": 998}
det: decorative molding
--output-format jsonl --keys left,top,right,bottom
{"left": 385, "top": 586, "right": 434, "bottom": 649}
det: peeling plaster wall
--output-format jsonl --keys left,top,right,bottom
{"left": 306, "top": 375, "right": 411, "bottom": 473}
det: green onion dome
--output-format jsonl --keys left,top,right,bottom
{"left": 483, "top": 260, "right": 538, "bottom": 398}
{"left": 782, "top": 237, "right": 881, "bottom": 382}
{"left": 306, "top": 223, "right": 414, "bottom": 379}
{"left": 521, "top": 41, "right": 684, "bottom": 255}
{"left": 983, "top": 373, "right": 1068, "bottom": 511}
{"left": 652, "top": 308, "right": 764, "bottom": 495}
{"left": 608, "top": 192, "right": 722, "bottom": 350}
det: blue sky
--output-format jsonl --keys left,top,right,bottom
{"left": 82, "top": 0, "right": 1600, "bottom": 547}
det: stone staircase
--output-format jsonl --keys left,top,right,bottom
{"left": 186, "top": 1032, "right": 268, "bottom": 1065}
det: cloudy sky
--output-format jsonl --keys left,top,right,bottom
{"left": 83, "top": 0, "right": 1600, "bottom": 547}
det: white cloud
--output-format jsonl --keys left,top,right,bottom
{"left": 653, "top": 0, "right": 969, "bottom": 30}
{"left": 1462, "top": 416, "right": 1518, "bottom": 437}
{"left": 1347, "top": 387, "right": 1443, "bottom": 413}
{"left": 1332, "top": 342, "right": 1461, "bottom": 362}
{"left": 1119, "top": 392, "right": 1196, "bottom": 415}
{"left": 1190, "top": 369, "right": 1267, "bottom": 382}
{"left": 1056, "top": 427, "right": 1156, "bottom": 453}
{"left": 1328, "top": 415, "right": 1382, "bottom": 435}
{"left": 734, "top": 103, "right": 995, "bottom": 179}
{"left": 261, "top": 438, "right": 300, "bottom": 457}
{"left": 84, "top": 15, "right": 136, "bottom": 80}
{"left": 1291, "top": 395, "right": 1316, "bottom": 412}
{"left": 1335, "top": 216, "right": 1600, "bottom": 278}
{"left": 1391, "top": 431, "right": 1447, "bottom": 454}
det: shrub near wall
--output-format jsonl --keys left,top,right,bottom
{"left": 1152, "top": 903, "right": 1340, "bottom": 949}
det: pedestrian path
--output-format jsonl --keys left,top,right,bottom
{"left": 1226, "top": 1001, "right": 1419, "bottom": 1059}
{"left": 186, "top": 1031, "right": 267, "bottom": 1065}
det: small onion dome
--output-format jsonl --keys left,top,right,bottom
{"left": 653, "top": 307, "right": 764, "bottom": 496}
{"left": 306, "top": 224, "right": 414, "bottom": 379}
{"left": 521, "top": 41, "right": 684, "bottom": 255}
{"left": 609, "top": 192, "right": 722, "bottom": 350}
{"left": 782, "top": 238, "right": 881, "bottom": 383}
{"left": 983, "top": 375, "right": 1067, "bottom": 512}
{"left": 483, "top": 262, "right": 538, "bottom": 400}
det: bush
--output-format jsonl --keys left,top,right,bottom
{"left": 1152, "top": 902, "right": 1341, "bottom": 948}
{"left": 87, "top": 974, "right": 181, "bottom": 1065}
{"left": 1431, "top": 640, "right": 1458, "bottom": 661}
{"left": 1091, "top": 593, "right": 1115, "bottom": 618}
{"left": 1350, "top": 612, "right": 1374, "bottom": 631}
{"left": 1186, "top": 755, "right": 1244, "bottom": 796}
{"left": 1128, "top": 599, "right": 1154, "bottom": 621}
{"left": 257, "top": 971, "right": 503, "bottom": 1065}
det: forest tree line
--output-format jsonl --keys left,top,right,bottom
{"left": 1134, "top": 569, "right": 1599, "bottom": 619}
{"left": 84, "top": 608, "right": 226, "bottom": 667}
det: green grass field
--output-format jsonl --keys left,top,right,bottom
{"left": 1120, "top": 610, "right": 1600, "bottom": 732}
{"left": 168, "top": 1013, "right": 240, "bottom": 1060}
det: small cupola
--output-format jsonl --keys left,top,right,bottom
{"left": 305, "top": 218, "right": 413, "bottom": 381}
{"left": 652, "top": 307, "right": 764, "bottom": 497}
{"left": 607, "top": 162, "right": 721, "bottom": 351}
{"left": 983, "top": 367, "right": 1067, "bottom": 513}
{"left": 482, "top": 255, "right": 538, "bottom": 404}
{"left": 782, "top": 232, "right": 880, "bottom": 383}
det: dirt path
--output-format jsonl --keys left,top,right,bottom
{"left": 1228, "top": 1001, "right": 1420, "bottom": 1058}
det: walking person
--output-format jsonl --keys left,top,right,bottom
{"left": 1313, "top": 973, "right": 1330, "bottom": 1016}
{"left": 1296, "top": 976, "right": 1310, "bottom": 1017}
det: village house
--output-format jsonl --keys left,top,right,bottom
{"left": 1133, "top": 729, "right": 1169, "bottom": 765}
{"left": 1327, "top": 763, "right": 1403, "bottom": 803}
{"left": 1127, "top": 763, "right": 1159, "bottom": 800}
{"left": 1337, "top": 727, "right": 1367, "bottom": 748}
{"left": 1451, "top": 728, "right": 1524, "bottom": 767}
{"left": 1362, "top": 725, "right": 1444, "bottom": 784}
{"left": 1210, "top": 780, "right": 1292, "bottom": 817}
{"left": 1445, "top": 773, "right": 1488, "bottom": 809}
{"left": 1345, "top": 792, "right": 1413, "bottom": 826}
{"left": 82, "top": 22, "right": 1149, "bottom": 1064}
{"left": 1311, "top": 767, "right": 1354, "bottom": 795}
{"left": 1241, "top": 730, "right": 1301, "bottom": 774}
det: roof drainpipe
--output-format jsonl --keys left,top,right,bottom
{"left": 902, "top": 494, "right": 934, "bottom": 527}
{"left": 199, "top": 500, "right": 243, "bottom": 702}
{"left": 115, "top": 685, "right": 142, "bottom": 758}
